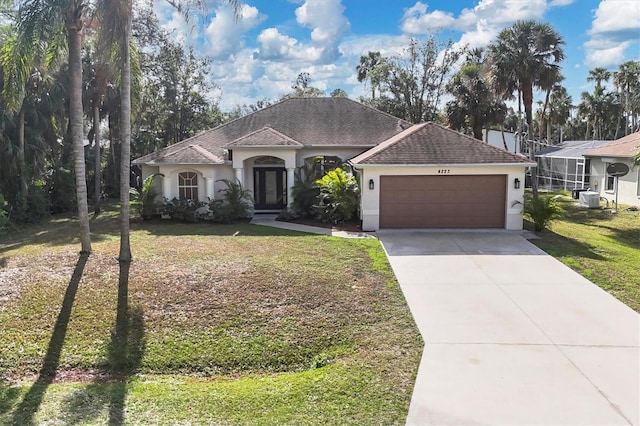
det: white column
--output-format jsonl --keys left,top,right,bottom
{"left": 234, "top": 168, "right": 243, "bottom": 186}
{"left": 162, "top": 174, "right": 171, "bottom": 200}
{"left": 204, "top": 177, "right": 214, "bottom": 201}
{"left": 286, "top": 168, "right": 295, "bottom": 207}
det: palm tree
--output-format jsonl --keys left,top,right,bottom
{"left": 613, "top": 61, "right": 640, "bottom": 135}
{"left": 96, "top": 0, "right": 134, "bottom": 261}
{"left": 446, "top": 60, "right": 506, "bottom": 141}
{"left": 10, "top": 0, "right": 91, "bottom": 253}
{"left": 488, "top": 20, "right": 565, "bottom": 196}
{"left": 356, "top": 51, "right": 388, "bottom": 100}
{"left": 586, "top": 67, "right": 611, "bottom": 90}
{"left": 536, "top": 67, "right": 563, "bottom": 143}
{"left": 106, "top": 0, "right": 240, "bottom": 262}
{"left": 548, "top": 86, "right": 572, "bottom": 144}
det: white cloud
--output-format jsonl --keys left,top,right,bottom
{"left": 589, "top": 0, "right": 640, "bottom": 37}
{"left": 401, "top": 2, "right": 456, "bottom": 33}
{"left": 294, "top": 0, "right": 351, "bottom": 63}
{"left": 255, "top": 28, "right": 298, "bottom": 60}
{"left": 550, "top": 0, "right": 575, "bottom": 5}
{"left": 584, "top": 40, "right": 632, "bottom": 68}
{"left": 399, "top": 0, "right": 548, "bottom": 35}
{"left": 584, "top": 0, "right": 640, "bottom": 67}
{"left": 204, "top": 3, "right": 265, "bottom": 59}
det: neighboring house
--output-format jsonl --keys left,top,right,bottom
{"left": 584, "top": 132, "right": 640, "bottom": 207}
{"left": 535, "top": 140, "right": 610, "bottom": 191}
{"left": 133, "top": 97, "right": 534, "bottom": 231}
{"left": 483, "top": 129, "right": 519, "bottom": 154}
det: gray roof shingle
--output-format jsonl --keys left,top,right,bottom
{"left": 350, "top": 122, "right": 534, "bottom": 165}
{"left": 134, "top": 97, "right": 410, "bottom": 165}
{"left": 224, "top": 127, "right": 303, "bottom": 147}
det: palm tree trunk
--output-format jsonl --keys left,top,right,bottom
{"left": 538, "top": 88, "right": 551, "bottom": 143}
{"left": 118, "top": 2, "right": 132, "bottom": 262}
{"left": 500, "top": 124, "right": 508, "bottom": 151}
{"left": 67, "top": 9, "right": 92, "bottom": 254}
{"left": 18, "top": 107, "right": 28, "bottom": 199}
{"left": 522, "top": 81, "right": 539, "bottom": 198}
{"left": 94, "top": 104, "right": 101, "bottom": 215}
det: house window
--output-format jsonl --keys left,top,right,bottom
{"left": 605, "top": 165, "right": 615, "bottom": 192}
{"left": 178, "top": 172, "right": 198, "bottom": 200}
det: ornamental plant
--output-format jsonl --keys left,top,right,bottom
{"left": 524, "top": 193, "right": 564, "bottom": 232}
{"left": 315, "top": 167, "right": 359, "bottom": 224}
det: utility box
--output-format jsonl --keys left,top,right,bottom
{"left": 579, "top": 191, "right": 600, "bottom": 208}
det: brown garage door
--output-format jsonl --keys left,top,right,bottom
{"left": 379, "top": 175, "right": 506, "bottom": 228}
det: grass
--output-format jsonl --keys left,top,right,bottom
{"left": 0, "top": 204, "right": 423, "bottom": 425}
{"left": 526, "top": 192, "right": 640, "bottom": 312}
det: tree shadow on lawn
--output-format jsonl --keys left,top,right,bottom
{"left": 61, "top": 261, "right": 146, "bottom": 426}
{"left": 531, "top": 226, "right": 607, "bottom": 262}
{"left": 582, "top": 223, "right": 640, "bottom": 251}
{"left": 0, "top": 212, "right": 113, "bottom": 256}
{"left": 7, "top": 258, "right": 145, "bottom": 425}
{"left": 8, "top": 253, "right": 89, "bottom": 425}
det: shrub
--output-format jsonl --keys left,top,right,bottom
{"left": 130, "top": 173, "right": 163, "bottom": 219}
{"left": 524, "top": 193, "right": 564, "bottom": 232}
{"left": 215, "top": 179, "right": 254, "bottom": 221}
{"left": 46, "top": 166, "right": 76, "bottom": 214}
{"left": 26, "top": 182, "right": 49, "bottom": 223}
{"left": 161, "top": 198, "right": 206, "bottom": 223}
{"left": 291, "top": 163, "right": 321, "bottom": 217}
{"left": 0, "top": 193, "right": 8, "bottom": 233}
{"left": 315, "top": 167, "right": 359, "bottom": 224}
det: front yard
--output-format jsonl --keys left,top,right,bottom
{"left": 526, "top": 197, "right": 640, "bottom": 312}
{"left": 0, "top": 206, "right": 422, "bottom": 424}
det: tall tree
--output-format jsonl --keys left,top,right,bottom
{"left": 387, "top": 36, "right": 460, "bottom": 123}
{"left": 547, "top": 86, "right": 572, "bottom": 144}
{"left": 488, "top": 20, "right": 565, "bottom": 196}
{"left": 11, "top": 0, "right": 92, "bottom": 253}
{"left": 586, "top": 67, "right": 611, "bottom": 90}
{"left": 445, "top": 50, "right": 506, "bottom": 141}
{"left": 613, "top": 61, "right": 640, "bottom": 135}
{"left": 356, "top": 51, "right": 388, "bottom": 100}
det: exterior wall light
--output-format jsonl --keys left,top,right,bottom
{"left": 369, "top": 179, "right": 375, "bottom": 190}
{"left": 514, "top": 178, "right": 521, "bottom": 189}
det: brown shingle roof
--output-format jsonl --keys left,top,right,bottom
{"left": 137, "top": 143, "right": 224, "bottom": 165}
{"left": 350, "top": 122, "right": 534, "bottom": 165}
{"left": 224, "top": 127, "right": 303, "bottom": 147}
{"left": 584, "top": 132, "right": 640, "bottom": 158}
{"left": 134, "top": 97, "right": 410, "bottom": 165}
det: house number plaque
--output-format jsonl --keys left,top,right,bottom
{"left": 437, "top": 169, "right": 451, "bottom": 174}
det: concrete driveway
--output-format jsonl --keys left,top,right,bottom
{"left": 377, "top": 229, "right": 640, "bottom": 426}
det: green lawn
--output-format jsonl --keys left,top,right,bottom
{"left": 0, "top": 206, "right": 423, "bottom": 425}
{"left": 526, "top": 195, "right": 640, "bottom": 312}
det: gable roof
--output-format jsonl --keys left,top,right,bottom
{"left": 133, "top": 97, "right": 411, "bottom": 165}
{"left": 138, "top": 143, "right": 225, "bottom": 165}
{"left": 584, "top": 132, "right": 640, "bottom": 158}
{"left": 350, "top": 122, "right": 535, "bottom": 166}
{"left": 224, "top": 127, "right": 303, "bottom": 148}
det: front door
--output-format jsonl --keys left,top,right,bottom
{"left": 254, "top": 168, "right": 287, "bottom": 210}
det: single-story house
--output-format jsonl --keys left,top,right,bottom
{"left": 584, "top": 132, "right": 640, "bottom": 207}
{"left": 535, "top": 139, "right": 610, "bottom": 191}
{"left": 133, "top": 97, "right": 534, "bottom": 231}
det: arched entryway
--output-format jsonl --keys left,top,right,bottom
{"left": 253, "top": 156, "right": 287, "bottom": 210}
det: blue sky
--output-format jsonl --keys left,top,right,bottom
{"left": 154, "top": 0, "right": 640, "bottom": 112}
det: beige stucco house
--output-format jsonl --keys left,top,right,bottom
{"left": 584, "top": 132, "right": 640, "bottom": 208}
{"left": 133, "top": 97, "right": 535, "bottom": 231}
